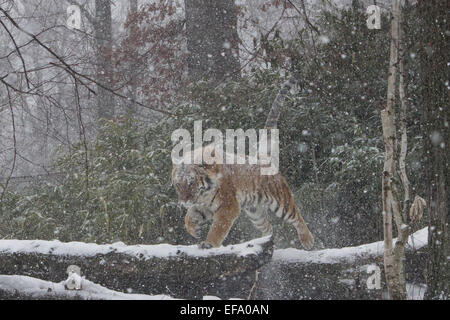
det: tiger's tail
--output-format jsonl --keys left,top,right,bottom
{"left": 264, "top": 76, "right": 297, "bottom": 130}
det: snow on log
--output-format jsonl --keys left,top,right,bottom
{"left": 0, "top": 228, "right": 429, "bottom": 299}
{"left": 0, "top": 236, "right": 273, "bottom": 299}
{"left": 272, "top": 227, "right": 428, "bottom": 264}
{"left": 252, "top": 227, "right": 429, "bottom": 299}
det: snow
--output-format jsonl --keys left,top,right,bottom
{"left": 0, "top": 275, "right": 246, "bottom": 300}
{"left": 0, "top": 235, "right": 271, "bottom": 260}
{"left": 0, "top": 228, "right": 428, "bottom": 265}
{"left": 202, "top": 295, "right": 222, "bottom": 300}
{"left": 0, "top": 229, "right": 430, "bottom": 300}
{"left": 273, "top": 227, "right": 428, "bottom": 264}
{"left": 0, "top": 274, "right": 175, "bottom": 300}
{"left": 65, "top": 272, "right": 82, "bottom": 290}
{"left": 406, "top": 283, "right": 427, "bottom": 300}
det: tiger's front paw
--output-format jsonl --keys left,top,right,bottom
{"left": 185, "top": 214, "right": 202, "bottom": 239}
{"left": 198, "top": 241, "right": 213, "bottom": 249}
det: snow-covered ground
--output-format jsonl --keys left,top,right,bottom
{"left": 0, "top": 274, "right": 246, "bottom": 300}
{"left": 0, "top": 274, "right": 175, "bottom": 300}
{"left": 0, "top": 273, "right": 427, "bottom": 300}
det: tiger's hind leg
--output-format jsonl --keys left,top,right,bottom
{"left": 270, "top": 182, "right": 314, "bottom": 250}
{"left": 289, "top": 208, "right": 314, "bottom": 250}
{"left": 245, "top": 206, "right": 273, "bottom": 236}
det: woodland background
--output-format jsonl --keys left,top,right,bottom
{"left": 0, "top": 0, "right": 447, "bottom": 299}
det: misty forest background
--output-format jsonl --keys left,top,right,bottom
{"left": 0, "top": 0, "right": 447, "bottom": 298}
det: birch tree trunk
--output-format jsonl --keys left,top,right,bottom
{"left": 381, "top": 0, "right": 410, "bottom": 300}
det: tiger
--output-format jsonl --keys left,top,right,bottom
{"left": 172, "top": 76, "right": 314, "bottom": 249}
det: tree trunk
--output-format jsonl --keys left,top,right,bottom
{"left": 185, "top": 0, "right": 241, "bottom": 85}
{"left": 417, "top": 0, "right": 450, "bottom": 300}
{"left": 129, "top": 0, "right": 137, "bottom": 14}
{"left": 0, "top": 236, "right": 273, "bottom": 299}
{"left": 381, "top": 0, "right": 410, "bottom": 300}
{"left": 125, "top": 0, "right": 138, "bottom": 115}
{"left": 95, "top": 0, "right": 114, "bottom": 120}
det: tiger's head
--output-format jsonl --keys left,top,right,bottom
{"left": 172, "top": 162, "right": 222, "bottom": 207}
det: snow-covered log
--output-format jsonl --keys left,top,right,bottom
{"left": 0, "top": 236, "right": 273, "bottom": 299}
{"left": 0, "top": 228, "right": 428, "bottom": 299}
{"left": 253, "top": 227, "right": 428, "bottom": 299}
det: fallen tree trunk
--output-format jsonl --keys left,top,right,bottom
{"left": 253, "top": 227, "right": 428, "bottom": 299}
{"left": 0, "top": 236, "right": 273, "bottom": 299}
{"left": 0, "top": 228, "right": 428, "bottom": 299}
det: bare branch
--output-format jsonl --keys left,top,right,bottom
{"left": 0, "top": 6, "right": 174, "bottom": 116}
{"left": 0, "top": 18, "right": 31, "bottom": 88}
{"left": 0, "top": 87, "right": 17, "bottom": 203}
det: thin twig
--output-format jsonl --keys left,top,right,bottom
{"left": 0, "top": 18, "right": 31, "bottom": 88}
{"left": 0, "top": 87, "right": 17, "bottom": 204}
{"left": 73, "top": 78, "right": 90, "bottom": 202}
{"left": 0, "top": 7, "right": 174, "bottom": 116}
{"left": 247, "top": 269, "right": 260, "bottom": 300}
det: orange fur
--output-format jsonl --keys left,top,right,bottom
{"left": 172, "top": 146, "right": 314, "bottom": 249}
